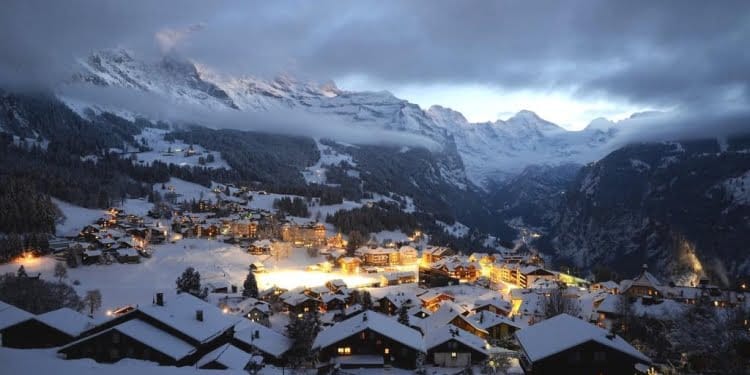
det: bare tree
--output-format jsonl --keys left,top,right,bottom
{"left": 543, "top": 284, "right": 581, "bottom": 318}
{"left": 54, "top": 262, "right": 68, "bottom": 283}
{"left": 83, "top": 289, "right": 102, "bottom": 317}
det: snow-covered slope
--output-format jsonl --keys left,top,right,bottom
{"left": 67, "top": 49, "right": 622, "bottom": 189}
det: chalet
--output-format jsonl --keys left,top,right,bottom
{"left": 380, "top": 271, "right": 417, "bottom": 287}
{"left": 312, "top": 311, "right": 426, "bottom": 369}
{"left": 283, "top": 293, "right": 320, "bottom": 316}
{"left": 82, "top": 249, "right": 102, "bottom": 265}
{"left": 249, "top": 262, "right": 266, "bottom": 273}
{"left": 515, "top": 314, "right": 651, "bottom": 375}
{"left": 398, "top": 246, "right": 419, "bottom": 265}
{"left": 591, "top": 281, "right": 620, "bottom": 295}
{"left": 249, "top": 239, "right": 271, "bottom": 255}
{"left": 473, "top": 296, "right": 512, "bottom": 316}
{"left": 521, "top": 266, "right": 557, "bottom": 287}
{"left": 325, "top": 279, "right": 348, "bottom": 292}
{"left": 258, "top": 285, "right": 287, "bottom": 302}
{"left": 418, "top": 290, "right": 455, "bottom": 311}
{"left": 466, "top": 311, "right": 523, "bottom": 340}
{"left": 237, "top": 298, "right": 271, "bottom": 326}
{"left": 322, "top": 294, "right": 348, "bottom": 312}
{"left": 415, "top": 302, "right": 482, "bottom": 337}
{"left": 421, "top": 246, "right": 455, "bottom": 265}
{"left": 0, "top": 303, "right": 94, "bottom": 348}
{"left": 620, "top": 265, "right": 663, "bottom": 299}
{"left": 339, "top": 257, "right": 361, "bottom": 274}
{"left": 58, "top": 292, "right": 238, "bottom": 366}
{"left": 196, "top": 343, "right": 252, "bottom": 370}
{"left": 431, "top": 256, "right": 479, "bottom": 282}
{"left": 378, "top": 291, "right": 419, "bottom": 315}
{"left": 115, "top": 247, "right": 141, "bottom": 264}
{"left": 425, "top": 326, "right": 488, "bottom": 367}
{"left": 362, "top": 248, "right": 399, "bottom": 267}
{"left": 419, "top": 267, "right": 459, "bottom": 288}
{"left": 232, "top": 320, "right": 291, "bottom": 366}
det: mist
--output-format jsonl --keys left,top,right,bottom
{"left": 59, "top": 85, "right": 443, "bottom": 150}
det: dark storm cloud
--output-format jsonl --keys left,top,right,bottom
{"left": 1, "top": 0, "right": 748, "bottom": 109}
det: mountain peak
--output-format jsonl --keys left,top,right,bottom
{"left": 585, "top": 117, "right": 616, "bottom": 132}
{"left": 427, "top": 105, "right": 469, "bottom": 126}
{"left": 504, "top": 110, "right": 563, "bottom": 132}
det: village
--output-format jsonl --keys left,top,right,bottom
{"left": 1, "top": 180, "right": 749, "bottom": 375}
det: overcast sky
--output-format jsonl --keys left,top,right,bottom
{"left": 1, "top": 1, "right": 748, "bottom": 129}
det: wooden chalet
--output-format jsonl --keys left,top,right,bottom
{"left": 0, "top": 303, "right": 93, "bottom": 349}
{"left": 58, "top": 293, "right": 238, "bottom": 366}
{"left": 312, "top": 311, "right": 426, "bottom": 369}
{"left": 232, "top": 320, "right": 291, "bottom": 366}
{"left": 516, "top": 314, "right": 651, "bottom": 375}
{"left": 425, "top": 326, "right": 488, "bottom": 367}
{"left": 620, "top": 265, "right": 663, "bottom": 299}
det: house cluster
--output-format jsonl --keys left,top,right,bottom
{"left": 52, "top": 208, "right": 168, "bottom": 267}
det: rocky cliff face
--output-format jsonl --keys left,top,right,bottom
{"left": 547, "top": 137, "right": 750, "bottom": 283}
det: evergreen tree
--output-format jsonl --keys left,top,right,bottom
{"left": 176, "top": 267, "right": 202, "bottom": 296}
{"left": 242, "top": 269, "right": 259, "bottom": 298}
{"left": 16, "top": 265, "right": 27, "bottom": 278}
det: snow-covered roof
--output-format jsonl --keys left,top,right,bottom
{"left": 515, "top": 314, "right": 650, "bottom": 363}
{"left": 197, "top": 344, "right": 251, "bottom": 370}
{"left": 313, "top": 311, "right": 425, "bottom": 352}
{"left": 115, "top": 319, "right": 196, "bottom": 360}
{"left": 467, "top": 311, "right": 524, "bottom": 330}
{"left": 116, "top": 248, "right": 140, "bottom": 257}
{"left": 473, "top": 296, "right": 511, "bottom": 312}
{"left": 594, "top": 281, "right": 619, "bottom": 290}
{"left": 138, "top": 293, "right": 239, "bottom": 343}
{"left": 424, "top": 326, "right": 488, "bottom": 354}
{"left": 234, "top": 320, "right": 292, "bottom": 358}
{"left": 36, "top": 307, "right": 95, "bottom": 337}
{"left": 596, "top": 294, "right": 622, "bottom": 314}
{"left": 415, "top": 302, "right": 477, "bottom": 333}
{"left": 0, "top": 300, "right": 33, "bottom": 330}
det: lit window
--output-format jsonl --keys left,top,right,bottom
{"left": 451, "top": 352, "right": 457, "bottom": 359}
{"left": 384, "top": 348, "right": 390, "bottom": 354}
{"left": 337, "top": 347, "right": 351, "bottom": 355}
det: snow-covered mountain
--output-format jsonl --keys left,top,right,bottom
{"left": 68, "top": 49, "right": 622, "bottom": 189}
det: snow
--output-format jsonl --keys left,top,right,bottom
{"left": 156, "top": 178, "right": 216, "bottom": 203}
{"left": 35, "top": 308, "right": 95, "bottom": 337}
{"left": 313, "top": 311, "right": 425, "bottom": 352}
{"left": 137, "top": 293, "right": 239, "bottom": 343}
{"left": 196, "top": 344, "right": 251, "bottom": 369}
{"left": 114, "top": 319, "right": 197, "bottom": 360}
{"left": 234, "top": 320, "right": 292, "bottom": 358}
{"left": 0, "top": 347, "right": 251, "bottom": 375}
{"left": 424, "top": 326, "right": 488, "bottom": 354}
{"left": 515, "top": 314, "right": 650, "bottom": 363}
{"left": 436, "top": 220, "right": 470, "bottom": 238}
{"left": 52, "top": 198, "right": 107, "bottom": 237}
{"left": 0, "top": 300, "right": 33, "bottom": 330}
{"left": 131, "top": 128, "right": 230, "bottom": 170}
{"left": 302, "top": 139, "right": 357, "bottom": 185}
{"left": 721, "top": 170, "right": 750, "bottom": 206}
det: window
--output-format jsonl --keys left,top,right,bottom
{"left": 384, "top": 348, "right": 390, "bottom": 355}
{"left": 304, "top": 307, "right": 310, "bottom": 312}
{"left": 451, "top": 352, "right": 457, "bottom": 359}
{"left": 337, "top": 347, "right": 352, "bottom": 355}
{"left": 594, "top": 351, "right": 606, "bottom": 362}
{"left": 568, "top": 351, "right": 581, "bottom": 363}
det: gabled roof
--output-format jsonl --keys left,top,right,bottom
{"left": 197, "top": 344, "right": 252, "bottom": 369}
{"left": 36, "top": 308, "right": 95, "bottom": 337}
{"left": 515, "top": 314, "right": 650, "bottom": 363}
{"left": 0, "top": 300, "right": 34, "bottom": 330}
{"left": 473, "top": 296, "right": 511, "bottom": 312}
{"left": 313, "top": 310, "right": 425, "bottom": 352}
{"left": 467, "top": 311, "right": 524, "bottom": 330}
{"left": 424, "top": 326, "right": 488, "bottom": 354}
{"left": 138, "top": 293, "right": 239, "bottom": 344}
{"left": 234, "top": 320, "right": 292, "bottom": 358}
{"left": 416, "top": 302, "right": 478, "bottom": 333}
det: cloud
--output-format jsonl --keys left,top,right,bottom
{"left": 155, "top": 23, "right": 206, "bottom": 54}
{"left": 59, "top": 84, "right": 443, "bottom": 150}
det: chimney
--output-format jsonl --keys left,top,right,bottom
{"left": 196, "top": 310, "right": 204, "bottom": 322}
{"left": 155, "top": 293, "right": 164, "bottom": 306}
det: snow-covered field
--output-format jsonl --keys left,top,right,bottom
{"left": 53, "top": 198, "right": 108, "bottom": 237}
{"left": 132, "top": 128, "right": 230, "bottom": 170}
{"left": 0, "top": 239, "right": 378, "bottom": 319}
{"left": 302, "top": 139, "right": 356, "bottom": 185}
{"left": 436, "top": 220, "right": 470, "bottom": 238}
